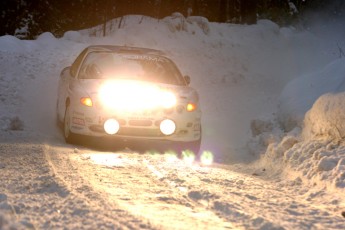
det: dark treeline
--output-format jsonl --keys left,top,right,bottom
{"left": 0, "top": 0, "right": 344, "bottom": 39}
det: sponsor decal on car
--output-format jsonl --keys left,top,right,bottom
{"left": 126, "top": 55, "right": 166, "bottom": 63}
{"left": 73, "top": 111, "right": 84, "bottom": 116}
{"left": 71, "top": 125, "right": 84, "bottom": 130}
{"left": 194, "top": 123, "right": 201, "bottom": 131}
{"left": 72, "top": 117, "right": 85, "bottom": 126}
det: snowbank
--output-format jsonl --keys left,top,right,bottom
{"left": 254, "top": 58, "right": 345, "bottom": 192}
{"left": 278, "top": 57, "right": 345, "bottom": 131}
{"left": 0, "top": 35, "right": 26, "bottom": 53}
{"left": 258, "top": 130, "right": 345, "bottom": 191}
{"left": 284, "top": 140, "right": 345, "bottom": 190}
{"left": 304, "top": 92, "right": 345, "bottom": 140}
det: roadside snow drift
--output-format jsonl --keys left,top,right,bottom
{"left": 304, "top": 91, "right": 345, "bottom": 140}
{"left": 278, "top": 58, "right": 345, "bottom": 131}
{"left": 256, "top": 58, "right": 345, "bottom": 192}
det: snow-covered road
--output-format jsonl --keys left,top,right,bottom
{"left": 0, "top": 139, "right": 154, "bottom": 229}
{"left": 1, "top": 135, "right": 344, "bottom": 229}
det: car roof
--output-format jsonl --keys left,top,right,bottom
{"left": 85, "top": 45, "right": 166, "bottom": 56}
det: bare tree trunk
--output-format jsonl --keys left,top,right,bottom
{"left": 241, "top": 0, "right": 257, "bottom": 24}
{"left": 155, "top": 0, "right": 161, "bottom": 19}
{"left": 103, "top": 18, "right": 106, "bottom": 37}
{"left": 219, "top": 0, "right": 227, "bottom": 22}
{"left": 103, "top": 0, "right": 109, "bottom": 37}
{"left": 229, "top": 0, "right": 241, "bottom": 23}
{"left": 118, "top": 16, "right": 124, "bottom": 29}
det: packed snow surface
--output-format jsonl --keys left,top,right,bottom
{"left": 1, "top": 14, "right": 345, "bottom": 229}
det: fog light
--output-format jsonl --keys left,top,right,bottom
{"left": 104, "top": 119, "right": 120, "bottom": 135}
{"left": 160, "top": 119, "right": 176, "bottom": 135}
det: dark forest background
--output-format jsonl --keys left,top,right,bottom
{"left": 1, "top": 0, "right": 344, "bottom": 39}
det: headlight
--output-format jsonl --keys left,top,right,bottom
{"left": 160, "top": 91, "right": 177, "bottom": 109}
{"left": 99, "top": 80, "right": 176, "bottom": 111}
{"left": 104, "top": 119, "right": 120, "bottom": 135}
{"left": 160, "top": 119, "right": 176, "bottom": 135}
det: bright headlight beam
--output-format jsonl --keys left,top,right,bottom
{"left": 99, "top": 81, "right": 176, "bottom": 111}
{"left": 160, "top": 91, "right": 177, "bottom": 109}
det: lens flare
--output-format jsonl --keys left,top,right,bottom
{"left": 182, "top": 149, "right": 195, "bottom": 164}
{"left": 146, "top": 150, "right": 160, "bottom": 155}
{"left": 164, "top": 150, "right": 178, "bottom": 162}
{"left": 200, "top": 151, "right": 214, "bottom": 165}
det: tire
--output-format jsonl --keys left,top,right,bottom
{"left": 56, "top": 101, "right": 63, "bottom": 128}
{"left": 63, "top": 105, "right": 77, "bottom": 144}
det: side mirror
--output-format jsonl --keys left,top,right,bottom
{"left": 184, "top": 75, "right": 191, "bottom": 85}
{"left": 61, "top": 66, "right": 71, "bottom": 77}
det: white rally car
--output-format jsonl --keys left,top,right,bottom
{"left": 56, "top": 45, "right": 202, "bottom": 153}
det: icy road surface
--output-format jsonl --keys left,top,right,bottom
{"left": 1, "top": 135, "right": 344, "bottom": 229}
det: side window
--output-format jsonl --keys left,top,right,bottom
{"left": 70, "top": 49, "right": 88, "bottom": 77}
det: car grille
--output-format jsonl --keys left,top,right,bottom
{"left": 89, "top": 125, "right": 163, "bottom": 137}
{"left": 128, "top": 119, "right": 152, "bottom": 126}
{"left": 118, "top": 127, "right": 163, "bottom": 137}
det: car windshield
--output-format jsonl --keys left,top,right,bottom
{"left": 78, "top": 51, "right": 186, "bottom": 85}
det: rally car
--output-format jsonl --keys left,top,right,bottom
{"left": 56, "top": 45, "right": 202, "bottom": 153}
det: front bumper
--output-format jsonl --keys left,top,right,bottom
{"left": 69, "top": 104, "right": 201, "bottom": 143}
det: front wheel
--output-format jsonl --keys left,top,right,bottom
{"left": 63, "top": 105, "right": 77, "bottom": 144}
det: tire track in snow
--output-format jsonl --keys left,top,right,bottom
{"left": 57, "top": 149, "right": 235, "bottom": 230}
{"left": 141, "top": 156, "right": 345, "bottom": 229}
{"left": 42, "top": 144, "right": 345, "bottom": 230}
{"left": 43, "top": 144, "right": 155, "bottom": 229}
